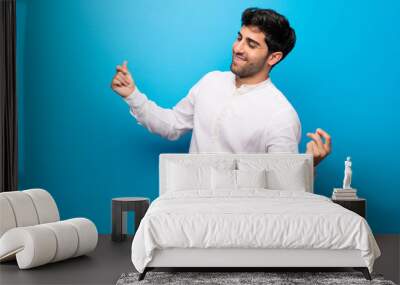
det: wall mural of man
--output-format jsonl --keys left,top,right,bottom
{"left": 111, "top": 7, "right": 331, "bottom": 167}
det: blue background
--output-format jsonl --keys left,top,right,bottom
{"left": 16, "top": 0, "right": 400, "bottom": 234}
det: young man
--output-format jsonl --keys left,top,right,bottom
{"left": 111, "top": 8, "right": 331, "bottom": 166}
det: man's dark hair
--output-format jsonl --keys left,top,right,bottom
{"left": 241, "top": 8, "right": 296, "bottom": 62}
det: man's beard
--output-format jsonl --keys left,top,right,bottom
{"left": 230, "top": 54, "right": 267, "bottom": 78}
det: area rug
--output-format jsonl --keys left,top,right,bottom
{"left": 116, "top": 271, "right": 396, "bottom": 285}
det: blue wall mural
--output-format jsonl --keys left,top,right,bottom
{"left": 16, "top": 0, "right": 400, "bottom": 233}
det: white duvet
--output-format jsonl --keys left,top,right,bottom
{"left": 131, "top": 190, "right": 380, "bottom": 273}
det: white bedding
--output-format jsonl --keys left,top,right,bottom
{"left": 131, "top": 190, "right": 380, "bottom": 273}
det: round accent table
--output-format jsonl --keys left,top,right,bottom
{"left": 111, "top": 197, "right": 150, "bottom": 242}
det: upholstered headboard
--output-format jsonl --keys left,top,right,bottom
{"left": 159, "top": 153, "right": 314, "bottom": 195}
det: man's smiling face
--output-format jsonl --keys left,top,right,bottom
{"left": 230, "top": 25, "right": 270, "bottom": 78}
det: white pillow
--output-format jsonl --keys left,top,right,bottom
{"left": 266, "top": 165, "right": 307, "bottom": 191}
{"left": 237, "top": 158, "right": 309, "bottom": 191}
{"left": 166, "top": 162, "right": 211, "bottom": 192}
{"left": 237, "top": 169, "right": 267, "bottom": 189}
{"left": 211, "top": 168, "right": 236, "bottom": 190}
{"left": 211, "top": 169, "right": 267, "bottom": 190}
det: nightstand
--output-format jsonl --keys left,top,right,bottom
{"left": 332, "top": 198, "right": 366, "bottom": 219}
{"left": 111, "top": 197, "right": 150, "bottom": 242}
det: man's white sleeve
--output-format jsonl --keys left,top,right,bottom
{"left": 264, "top": 109, "right": 301, "bottom": 153}
{"left": 264, "top": 110, "right": 317, "bottom": 177}
{"left": 123, "top": 82, "right": 200, "bottom": 141}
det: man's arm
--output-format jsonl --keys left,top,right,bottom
{"left": 263, "top": 109, "right": 318, "bottom": 175}
{"left": 264, "top": 109, "right": 301, "bottom": 154}
{"left": 265, "top": 124, "right": 300, "bottom": 153}
{"left": 263, "top": 110, "right": 331, "bottom": 182}
{"left": 123, "top": 85, "right": 198, "bottom": 141}
{"left": 264, "top": 114, "right": 320, "bottom": 178}
{"left": 111, "top": 60, "right": 200, "bottom": 141}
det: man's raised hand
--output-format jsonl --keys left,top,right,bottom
{"left": 111, "top": 60, "right": 136, "bottom": 98}
{"left": 306, "top": 128, "right": 332, "bottom": 166}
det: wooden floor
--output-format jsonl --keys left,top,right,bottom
{"left": 0, "top": 234, "right": 399, "bottom": 285}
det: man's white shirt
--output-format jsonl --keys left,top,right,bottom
{"left": 123, "top": 71, "right": 301, "bottom": 154}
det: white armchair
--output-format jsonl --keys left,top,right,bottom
{"left": 0, "top": 188, "right": 98, "bottom": 269}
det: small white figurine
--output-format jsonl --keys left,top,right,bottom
{"left": 342, "top": 156, "right": 352, "bottom": 189}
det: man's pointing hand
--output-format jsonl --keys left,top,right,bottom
{"left": 111, "top": 60, "right": 136, "bottom": 98}
{"left": 306, "top": 128, "right": 332, "bottom": 166}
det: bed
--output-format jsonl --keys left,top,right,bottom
{"left": 131, "top": 153, "right": 381, "bottom": 281}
